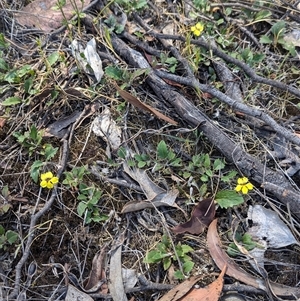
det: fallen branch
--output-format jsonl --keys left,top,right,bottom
{"left": 110, "top": 33, "right": 300, "bottom": 218}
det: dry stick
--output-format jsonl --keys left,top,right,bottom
{"left": 134, "top": 12, "right": 300, "bottom": 100}
{"left": 9, "top": 139, "right": 69, "bottom": 298}
{"left": 131, "top": 14, "right": 300, "bottom": 147}
{"left": 155, "top": 69, "right": 300, "bottom": 148}
{"left": 110, "top": 34, "right": 300, "bottom": 218}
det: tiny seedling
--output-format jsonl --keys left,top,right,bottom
{"left": 144, "top": 235, "right": 194, "bottom": 279}
{"left": 0, "top": 225, "right": 19, "bottom": 250}
{"left": 13, "top": 125, "right": 43, "bottom": 156}
{"left": 77, "top": 183, "right": 108, "bottom": 224}
{"left": 260, "top": 21, "right": 296, "bottom": 55}
{"left": 62, "top": 165, "right": 90, "bottom": 189}
{"left": 0, "top": 185, "right": 12, "bottom": 215}
{"left": 227, "top": 232, "right": 258, "bottom": 256}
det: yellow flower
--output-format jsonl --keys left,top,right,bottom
{"left": 235, "top": 177, "right": 253, "bottom": 194}
{"left": 191, "top": 22, "right": 204, "bottom": 37}
{"left": 40, "top": 171, "right": 59, "bottom": 189}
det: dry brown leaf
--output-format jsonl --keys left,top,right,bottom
{"left": 207, "top": 219, "right": 300, "bottom": 299}
{"left": 121, "top": 189, "right": 179, "bottom": 213}
{"left": 14, "top": 0, "right": 90, "bottom": 33}
{"left": 43, "top": 111, "right": 81, "bottom": 138}
{"left": 178, "top": 265, "right": 226, "bottom": 301}
{"left": 84, "top": 246, "right": 107, "bottom": 293}
{"left": 0, "top": 117, "right": 6, "bottom": 128}
{"left": 114, "top": 84, "right": 177, "bottom": 125}
{"left": 172, "top": 198, "right": 215, "bottom": 234}
{"left": 109, "top": 234, "right": 128, "bottom": 301}
{"left": 157, "top": 274, "right": 204, "bottom": 301}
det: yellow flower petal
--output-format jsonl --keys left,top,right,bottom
{"left": 40, "top": 180, "right": 48, "bottom": 188}
{"left": 235, "top": 184, "right": 242, "bottom": 192}
{"left": 191, "top": 26, "right": 196, "bottom": 32}
{"left": 246, "top": 182, "right": 253, "bottom": 190}
{"left": 196, "top": 23, "right": 203, "bottom": 30}
{"left": 47, "top": 182, "right": 54, "bottom": 189}
{"left": 237, "top": 177, "right": 248, "bottom": 185}
{"left": 241, "top": 186, "right": 248, "bottom": 194}
{"left": 41, "top": 172, "right": 53, "bottom": 181}
{"left": 50, "top": 177, "right": 59, "bottom": 184}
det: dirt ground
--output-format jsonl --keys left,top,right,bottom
{"left": 0, "top": 0, "right": 300, "bottom": 300}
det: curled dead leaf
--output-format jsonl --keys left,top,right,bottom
{"left": 172, "top": 198, "right": 215, "bottom": 235}
{"left": 207, "top": 219, "right": 300, "bottom": 299}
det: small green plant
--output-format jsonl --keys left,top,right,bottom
{"left": 62, "top": 166, "right": 108, "bottom": 224}
{"left": 0, "top": 185, "right": 12, "bottom": 215}
{"left": 160, "top": 54, "right": 178, "bottom": 73}
{"left": 14, "top": 126, "right": 58, "bottom": 183}
{"left": 0, "top": 225, "right": 19, "bottom": 250}
{"left": 227, "top": 232, "right": 258, "bottom": 256}
{"left": 105, "top": 66, "right": 148, "bottom": 88}
{"left": 144, "top": 235, "right": 194, "bottom": 279}
{"left": 122, "top": 140, "right": 182, "bottom": 172}
{"left": 13, "top": 125, "right": 43, "bottom": 156}
{"left": 104, "top": 15, "right": 125, "bottom": 34}
{"left": 260, "top": 21, "right": 296, "bottom": 55}
{"left": 62, "top": 165, "right": 89, "bottom": 189}
{"left": 192, "top": 0, "right": 210, "bottom": 12}
{"left": 77, "top": 183, "right": 108, "bottom": 224}
{"left": 181, "top": 153, "right": 226, "bottom": 181}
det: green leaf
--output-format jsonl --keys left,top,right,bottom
{"left": 77, "top": 202, "right": 87, "bottom": 216}
{"left": 0, "top": 57, "right": 8, "bottom": 70}
{"left": 227, "top": 243, "right": 239, "bottom": 256}
{"left": 174, "top": 270, "right": 184, "bottom": 280}
{"left": 157, "top": 140, "right": 169, "bottom": 159}
{"left": 254, "top": 10, "right": 272, "bottom": 21}
{"left": 43, "top": 144, "right": 58, "bottom": 161}
{"left": 200, "top": 174, "right": 209, "bottom": 182}
{"left": 0, "top": 204, "right": 11, "bottom": 215}
{"left": 144, "top": 250, "right": 168, "bottom": 263}
{"left": 242, "top": 233, "right": 257, "bottom": 250}
{"left": 199, "top": 183, "right": 207, "bottom": 196}
{"left": 30, "top": 160, "right": 44, "bottom": 183}
{"left": 271, "top": 21, "right": 285, "bottom": 37}
{"left": 0, "top": 225, "right": 5, "bottom": 235}
{"left": 170, "top": 158, "right": 182, "bottom": 167}
{"left": 2, "top": 97, "right": 22, "bottom": 106}
{"left": 183, "top": 261, "right": 194, "bottom": 274}
{"left": 77, "top": 194, "right": 87, "bottom": 201}
{"left": 117, "top": 147, "right": 126, "bottom": 159}
{"left": 105, "top": 66, "right": 125, "bottom": 80}
{"left": 203, "top": 154, "right": 211, "bottom": 169}
{"left": 221, "top": 170, "right": 237, "bottom": 183}
{"left": 138, "top": 160, "right": 147, "bottom": 168}
{"left": 163, "top": 257, "right": 172, "bottom": 270}
{"left": 259, "top": 35, "right": 272, "bottom": 44}
{"left": 215, "top": 190, "right": 244, "bottom": 209}
{"left": 6, "top": 230, "right": 18, "bottom": 244}
{"left": 181, "top": 244, "right": 194, "bottom": 254}
{"left": 213, "top": 159, "right": 225, "bottom": 171}
{"left": 24, "top": 77, "right": 34, "bottom": 94}
{"left": 0, "top": 33, "right": 9, "bottom": 49}
{"left": 17, "top": 65, "right": 32, "bottom": 77}
{"left": 47, "top": 51, "right": 60, "bottom": 66}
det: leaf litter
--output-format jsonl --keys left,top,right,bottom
{"left": 2, "top": 0, "right": 300, "bottom": 300}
